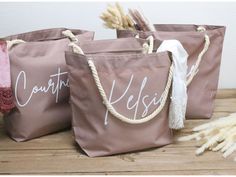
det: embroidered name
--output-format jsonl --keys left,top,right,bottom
{"left": 104, "top": 74, "right": 163, "bottom": 125}
{"left": 15, "top": 67, "right": 69, "bottom": 107}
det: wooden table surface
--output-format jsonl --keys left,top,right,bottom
{"left": 1, "top": 89, "right": 236, "bottom": 175}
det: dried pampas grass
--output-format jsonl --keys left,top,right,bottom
{"left": 179, "top": 112, "right": 236, "bottom": 161}
{"left": 100, "top": 3, "right": 135, "bottom": 30}
{"left": 100, "top": 3, "right": 155, "bottom": 32}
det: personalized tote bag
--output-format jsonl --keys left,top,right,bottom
{"left": 117, "top": 24, "right": 226, "bottom": 119}
{"left": 2, "top": 28, "right": 94, "bottom": 141}
{"left": 65, "top": 37, "right": 188, "bottom": 157}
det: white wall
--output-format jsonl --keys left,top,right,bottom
{"left": 0, "top": 2, "right": 235, "bottom": 88}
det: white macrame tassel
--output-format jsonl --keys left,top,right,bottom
{"left": 156, "top": 40, "right": 188, "bottom": 129}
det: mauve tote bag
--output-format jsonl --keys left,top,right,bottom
{"left": 117, "top": 24, "right": 226, "bottom": 119}
{"left": 2, "top": 28, "right": 94, "bottom": 141}
{"left": 65, "top": 38, "right": 176, "bottom": 157}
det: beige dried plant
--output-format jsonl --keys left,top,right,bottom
{"left": 100, "top": 3, "right": 155, "bottom": 32}
{"left": 179, "top": 112, "right": 236, "bottom": 161}
{"left": 100, "top": 3, "right": 135, "bottom": 30}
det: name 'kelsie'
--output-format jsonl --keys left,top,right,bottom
{"left": 104, "top": 74, "right": 164, "bottom": 125}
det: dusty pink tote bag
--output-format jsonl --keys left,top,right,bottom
{"left": 65, "top": 38, "right": 174, "bottom": 157}
{"left": 117, "top": 24, "right": 226, "bottom": 119}
{"left": 2, "top": 28, "right": 94, "bottom": 141}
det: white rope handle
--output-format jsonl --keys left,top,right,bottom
{"left": 62, "top": 30, "right": 78, "bottom": 42}
{"left": 87, "top": 58, "right": 173, "bottom": 124}
{"left": 68, "top": 42, "right": 84, "bottom": 55}
{"left": 186, "top": 26, "right": 210, "bottom": 86}
{"left": 142, "top": 35, "right": 154, "bottom": 54}
{"left": 6, "top": 30, "right": 77, "bottom": 49}
{"left": 6, "top": 39, "right": 25, "bottom": 49}
{"left": 147, "top": 36, "right": 154, "bottom": 54}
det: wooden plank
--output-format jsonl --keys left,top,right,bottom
{"left": 214, "top": 98, "right": 236, "bottom": 113}
{"left": 0, "top": 89, "right": 236, "bottom": 175}
{"left": 0, "top": 115, "right": 233, "bottom": 150}
{"left": 1, "top": 112, "right": 229, "bottom": 149}
{"left": 215, "top": 89, "right": 236, "bottom": 99}
{"left": 3, "top": 170, "right": 236, "bottom": 175}
{"left": 0, "top": 148, "right": 235, "bottom": 174}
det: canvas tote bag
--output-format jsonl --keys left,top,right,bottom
{"left": 117, "top": 24, "right": 226, "bottom": 119}
{"left": 65, "top": 37, "right": 188, "bottom": 157}
{"left": 2, "top": 28, "right": 94, "bottom": 141}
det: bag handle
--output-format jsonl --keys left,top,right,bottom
{"left": 136, "top": 26, "right": 210, "bottom": 86}
{"left": 186, "top": 26, "right": 210, "bottom": 86}
{"left": 69, "top": 42, "right": 174, "bottom": 124}
{"left": 62, "top": 30, "right": 79, "bottom": 42}
{"left": 6, "top": 39, "right": 25, "bottom": 49}
{"left": 6, "top": 30, "right": 78, "bottom": 49}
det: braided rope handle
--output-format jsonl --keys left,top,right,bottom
{"left": 68, "top": 42, "right": 85, "bottom": 55}
{"left": 87, "top": 57, "right": 174, "bottom": 124}
{"left": 186, "top": 26, "right": 210, "bottom": 86}
{"left": 6, "top": 30, "right": 77, "bottom": 50}
{"left": 6, "top": 39, "right": 25, "bottom": 49}
{"left": 62, "top": 30, "right": 78, "bottom": 42}
{"left": 142, "top": 36, "right": 154, "bottom": 54}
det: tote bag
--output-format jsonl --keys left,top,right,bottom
{"left": 65, "top": 37, "right": 188, "bottom": 156}
{"left": 2, "top": 28, "right": 94, "bottom": 141}
{"left": 117, "top": 24, "right": 226, "bottom": 119}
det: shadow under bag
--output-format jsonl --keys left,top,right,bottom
{"left": 117, "top": 24, "right": 226, "bottom": 119}
{"left": 65, "top": 38, "right": 175, "bottom": 157}
{"left": 3, "top": 28, "right": 94, "bottom": 141}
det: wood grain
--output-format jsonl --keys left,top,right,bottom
{"left": 0, "top": 89, "right": 236, "bottom": 175}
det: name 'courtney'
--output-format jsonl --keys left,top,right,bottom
{"left": 15, "top": 68, "right": 69, "bottom": 107}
